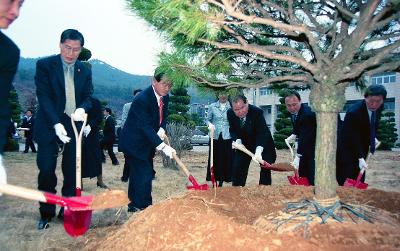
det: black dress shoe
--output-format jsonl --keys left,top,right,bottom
{"left": 37, "top": 218, "right": 50, "bottom": 230}
{"left": 120, "top": 176, "right": 128, "bottom": 182}
{"left": 127, "top": 206, "right": 141, "bottom": 213}
{"left": 57, "top": 208, "right": 64, "bottom": 221}
{"left": 112, "top": 162, "right": 120, "bottom": 166}
{"left": 97, "top": 182, "right": 109, "bottom": 189}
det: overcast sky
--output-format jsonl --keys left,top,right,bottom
{"left": 3, "top": 0, "right": 167, "bottom": 75}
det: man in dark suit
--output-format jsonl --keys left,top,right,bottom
{"left": 336, "top": 84, "right": 386, "bottom": 185}
{"left": 101, "top": 107, "right": 119, "bottom": 165}
{"left": 284, "top": 90, "right": 316, "bottom": 185}
{"left": 33, "top": 29, "right": 93, "bottom": 229}
{"left": 21, "top": 109, "right": 37, "bottom": 153}
{"left": 228, "top": 94, "right": 276, "bottom": 186}
{"left": 0, "top": 0, "right": 24, "bottom": 189}
{"left": 120, "top": 69, "right": 176, "bottom": 212}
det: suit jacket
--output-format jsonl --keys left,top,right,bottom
{"left": 206, "top": 101, "right": 231, "bottom": 140}
{"left": 21, "top": 116, "right": 35, "bottom": 138}
{"left": 0, "top": 31, "right": 20, "bottom": 153}
{"left": 293, "top": 104, "right": 316, "bottom": 157}
{"left": 33, "top": 54, "right": 93, "bottom": 145}
{"left": 336, "top": 100, "right": 382, "bottom": 184}
{"left": 120, "top": 85, "right": 169, "bottom": 160}
{"left": 227, "top": 104, "right": 276, "bottom": 164}
{"left": 102, "top": 115, "right": 116, "bottom": 143}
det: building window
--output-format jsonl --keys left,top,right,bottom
{"left": 371, "top": 72, "right": 396, "bottom": 85}
{"left": 260, "top": 87, "right": 272, "bottom": 96}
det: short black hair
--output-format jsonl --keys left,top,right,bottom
{"left": 104, "top": 107, "right": 112, "bottom": 115}
{"left": 60, "top": 29, "right": 84, "bottom": 46}
{"left": 133, "top": 89, "right": 142, "bottom": 96}
{"left": 364, "top": 84, "right": 387, "bottom": 99}
{"left": 154, "top": 67, "right": 165, "bottom": 82}
{"left": 284, "top": 90, "right": 301, "bottom": 101}
{"left": 232, "top": 94, "right": 247, "bottom": 104}
{"left": 26, "top": 109, "right": 33, "bottom": 113}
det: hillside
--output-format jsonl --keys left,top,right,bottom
{"left": 13, "top": 57, "right": 214, "bottom": 117}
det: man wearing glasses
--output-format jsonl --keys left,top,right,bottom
{"left": 33, "top": 29, "right": 93, "bottom": 230}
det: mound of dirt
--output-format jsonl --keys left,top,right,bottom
{"left": 85, "top": 186, "right": 400, "bottom": 251}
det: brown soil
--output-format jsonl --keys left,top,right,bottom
{"left": 0, "top": 149, "right": 399, "bottom": 250}
{"left": 90, "top": 190, "right": 130, "bottom": 210}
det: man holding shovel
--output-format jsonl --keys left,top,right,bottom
{"left": 120, "top": 69, "right": 176, "bottom": 212}
{"left": 34, "top": 29, "right": 93, "bottom": 229}
{"left": 228, "top": 94, "right": 276, "bottom": 186}
{"left": 284, "top": 90, "right": 316, "bottom": 185}
{"left": 336, "top": 84, "right": 386, "bottom": 185}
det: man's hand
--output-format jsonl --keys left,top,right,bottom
{"left": 72, "top": 108, "right": 85, "bottom": 121}
{"left": 162, "top": 145, "right": 176, "bottom": 159}
{"left": 157, "top": 128, "right": 166, "bottom": 140}
{"left": 285, "top": 134, "right": 297, "bottom": 145}
{"left": 292, "top": 154, "right": 301, "bottom": 169}
{"left": 375, "top": 138, "right": 381, "bottom": 148}
{"left": 207, "top": 122, "right": 215, "bottom": 131}
{"left": 0, "top": 155, "right": 7, "bottom": 195}
{"left": 253, "top": 146, "right": 264, "bottom": 163}
{"left": 232, "top": 139, "right": 242, "bottom": 149}
{"left": 358, "top": 158, "right": 368, "bottom": 169}
{"left": 83, "top": 125, "right": 91, "bottom": 137}
{"left": 54, "top": 123, "right": 71, "bottom": 143}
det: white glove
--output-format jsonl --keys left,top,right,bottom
{"left": 83, "top": 125, "right": 91, "bottom": 137}
{"left": 375, "top": 138, "right": 380, "bottom": 148}
{"left": 358, "top": 158, "right": 368, "bottom": 169}
{"left": 285, "top": 134, "right": 297, "bottom": 145}
{"left": 232, "top": 139, "right": 242, "bottom": 149}
{"left": 162, "top": 144, "right": 176, "bottom": 159}
{"left": 54, "top": 123, "right": 71, "bottom": 143}
{"left": 0, "top": 155, "right": 7, "bottom": 195}
{"left": 72, "top": 108, "right": 85, "bottom": 121}
{"left": 253, "top": 146, "right": 264, "bottom": 163}
{"left": 207, "top": 122, "right": 215, "bottom": 131}
{"left": 292, "top": 154, "right": 301, "bottom": 169}
{"left": 157, "top": 128, "right": 166, "bottom": 140}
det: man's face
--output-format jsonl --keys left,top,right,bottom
{"left": 365, "top": 95, "right": 384, "bottom": 111}
{"left": 103, "top": 110, "right": 108, "bottom": 117}
{"left": 152, "top": 76, "right": 172, "bottom": 97}
{"left": 285, "top": 95, "right": 301, "bottom": 114}
{"left": 0, "top": 0, "right": 23, "bottom": 29}
{"left": 26, "top": 110, "right": 32, "bottom": 117}
{"left": 59, "top": 39, "right": 82, "bottom": 64}
{"left": 232, "top": 99, "right": 249, "bottom": 118}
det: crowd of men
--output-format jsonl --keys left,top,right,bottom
{"left": 0, "top": 0, "right": 388, "bottom": 232}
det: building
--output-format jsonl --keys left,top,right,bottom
{"left": 244, "top": 72, "right": 399, "bottom": 144}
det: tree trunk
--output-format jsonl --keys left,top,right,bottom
{"left": 309, "top": 81, "right": 346, "bottom": 200}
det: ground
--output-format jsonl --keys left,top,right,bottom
{"left": 0, "top": 149, "right": 399, "bottom": 250}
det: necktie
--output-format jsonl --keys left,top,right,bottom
{"left": 240, "top": 117, "right": 245, "bottom": 127}
{"left": 64, "top": 65, "right": 76, "bottom": 116}
{"left": 370, "top": 111, "right": 376, "bottom": 153}
{"left": 291, "top": 114, "right": 297, "bottom": 124}
{"left": 159, "top": 96, "right": 163, "bottom": 126}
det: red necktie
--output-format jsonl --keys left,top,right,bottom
{"left": 159, "top": 97, "right": 163, "bottom": 125}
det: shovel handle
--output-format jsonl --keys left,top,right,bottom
{"left": 164, "top": 135, "right": 191, "bottom": 178}
{"left": 0, "top": 184, "right": 48, "bottom": 204}
{"left": 232, "top": 141, "right": 264, "bottom": 165}
{"left": 71, "top": 113, "right": 88, "bottom": 196}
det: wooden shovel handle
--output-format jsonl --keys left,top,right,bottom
{"left": 71, "top": 113, "right": 88, "bottom": 194}
{"left": 232, "top": 141, "right": 263, "bottom": 165}
{"left": 164, "top": 135, "right": 191, "bottom": 177}
{"left": 0, "top": 184, "right": 47, "bottom": 203}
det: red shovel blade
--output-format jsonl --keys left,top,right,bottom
{"left": 344, "top": 170, "right": 368, "bottom": 190}
{"left": 210, "top": 165, "right": 216, "bottom": 187}
{"left": 287, "top": 170, "right": 310, "bottom": 186}
{"left": 187, "top": 174, "right": 209, "bottom": 190}
{"left": 64, "top": 207, "right": 92, "bottom": 237}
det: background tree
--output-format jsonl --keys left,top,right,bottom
{"left": 128, "top": 0, "right": 400, "bottom": 201}
{"left": 168, "top": 86, "right": 194, "bottom": 127}
{"left": 377, "top": 111, "right": 398, "bottom": 150}
{"left": 4, "top": 89, "right": 22, "bottom": 151}
{"left": 273, "top": 90, "right": 293, "bottom": 149}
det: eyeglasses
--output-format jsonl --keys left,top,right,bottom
{"left": 61, "top": 44, "right": 81, "bottom": 54}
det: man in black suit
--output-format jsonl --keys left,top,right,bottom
{"left": 284, "top": 90, "right": 316, "bottom": 185}
{"left": 33, "top": 29, "right": 93, "bottom": 229}
{"left": 228, "top": 94, "right": 276, "bottom": 186}
{"left": 336, "top": 84, "right": 386, "bottom": 185}
{"left": 21, "top": 109, "right": 37, "bottom": 153}
{"left": 0, "top": 0, "right": 24, "bottom": 193}
{"left": 120, "top": 69, "right": 176, "bottom": 212}
{"left": 101, "top": 107, "right": 119, "bottom": 165}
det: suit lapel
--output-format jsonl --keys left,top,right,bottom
{"left": 52, "top": 55, "right": 65, "bottom": 94}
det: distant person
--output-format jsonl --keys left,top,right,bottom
{"left": 21, "top": 109, "right": 37, "bottom": 153}
{"left": 34, "top": 29, "right": 93, "bottom": 230}
{"left": 120, "top": 69, "right": 176, "bottom": 212}
{"left": 82, "top": 97, "right": 108, "bottom": 189}
{"left": 336, "top": 84, "right": 386, "bottom": 185}
{"left": 284, "top": 90, "right": 316, "bottom": 185}
{"left": 227, "top": 94, "right": 276, "bottom": 186}
{"left": 120, "top": 88, "right": 142, "bottom": 182}
{"left": 101, "top": 107, "right": 119, "bottom": 165}
{"left": 206, "top": 91, "right": 232, "bottom": 187}
{"left": 0, "top": 0, "right": 25, "bottom": 193}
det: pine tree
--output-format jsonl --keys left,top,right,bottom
{"left": 4, "top": 89, "right": 22, "bottom": 151}
{"left": 168, "top": 86, "right": 194, "bottom": 127}
{"left": 377, "top": 111, "right": 398, "bottom": 150}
